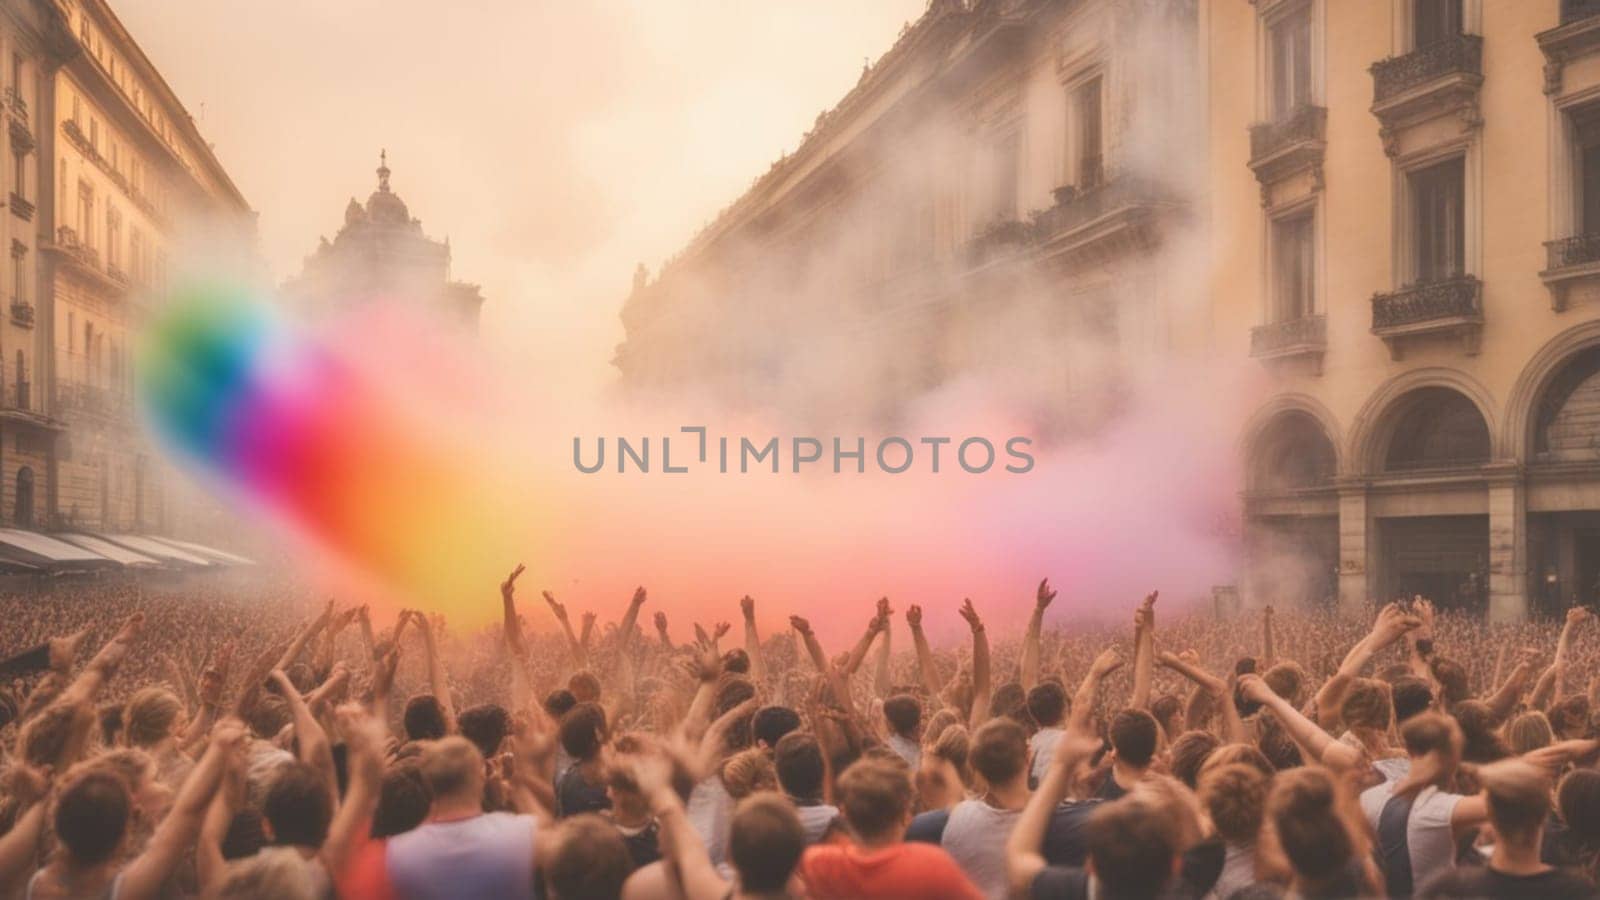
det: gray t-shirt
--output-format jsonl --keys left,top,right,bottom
{"left": 687, "top": 775, "right": 735, "bottom": 866}
{"left": 1359, "top": 781, "right": 1464, "bottom": 891}
{"left": 794, "top": 802, "right": 840, "bottom": 845}
{"left": 888, "top": 733, "right": 922, "bottom": 770}
{"left": 940, "top": 798, "right": 1023, "bottom": 900}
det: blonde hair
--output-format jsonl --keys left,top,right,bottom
{"left": 123, "top": 688, "right": 183, "bottom": 748}
{"left": 721, "top": 748, "right": 777, "bottom": 800}
{"left": 1506, "top": 711, "right": 1554, "bottom": 757}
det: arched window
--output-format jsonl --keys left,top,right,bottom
{"left": 15, "top": 466, "right": 34, "bottom": 527}
{"left": 1533, "top": 346, "right": 1600, "bottom": 462}
{"left": 1382, "top": 387, "right": 1491, "bottom": 471}
{"left": 1252, "top": 410, "right": 1337, "bottom": 491}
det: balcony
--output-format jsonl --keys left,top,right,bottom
{"left": 1032, "top": 174, "right": 1176, "bottom": 267}
{"left": 43, "top": 226, "right": 122, "bottom": 295}
{"left": 9, "top": 299, "right": 33, "bottom": 328}
{"left": 1248, "top": 105, "right": 1327, "bottom": 187}
{"left": 964, "top": 219, "right": 1033, "bottom": 269}
{"left": 55, "top": 382, "right": 130, "bottom": 422}
{"left": 7, "top": 192, "right": 32, "bottom": 221}
{"left": 1540, "top": 5, "right": 1600, "bottom": 94}
{"left": 1540, "top": 233, "right": 1600, "bottom": 309}
{"left": 1370, "top": 35, "right": 1483, "bottom": 154}
{"left": 1371, "top": 275, "right": 1483, "bottom": 358}
{"left": 1250, "top": 314, "right": 1326, "bottom": 373}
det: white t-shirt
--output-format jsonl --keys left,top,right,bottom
{"left": 1359, "top": 780, "right": 1464, "bottom": 890}
{"left": 687, "top": 775, "right": 735, "bottom": 866}
{"left": 794, "top": 802, "right": 840, "bottom": 845}
{"left": 940, "top": 798, "right": 1023, "bottom": 900}
{"left": 1029, "top": 727, "right": 1063, "bottom": 784}
{"left": 888, "top": 733, "right": 922, "bottom": 770}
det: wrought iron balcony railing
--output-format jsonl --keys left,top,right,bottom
{"left": 1372, "top": 34, "right": 1483, "bottom": 104}
{"left": 1563, "top": 0, "right": 1600, "bottom": 25}
{"left": 1546, "top": 233, "right": 1600, "bottom": 270}
{"left": 3, "top": 85, "right": 26, "bottom": 122}
{"left": 9, "top": 300, "right": 33, "bottom": 328}
{"left": 1249, "top": 105, "right": 1327, "bottom": 164}
{"left": 1250, "top": 314, "right": 1326, "bottom": 357}
{"left": 8, "top": 193, "right": 32, "bottom": 221}
{"left": 1372, "top": 275, "right": 1482, "bottom": 330}
{"left": 1035, "top": 175, "right": 1166, "bottom": 241}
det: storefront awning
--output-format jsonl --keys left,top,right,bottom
{"left": 148, "top": 537, "right": 256, "bottom": 566}
{"left": 98, "top": 534, "right": 215, "bottom": 567}
{"left": 56, "top": 533, "right": 163, "bottom": 567}
{"left": 0, "top": 528, "right": 119, "bottom": 571}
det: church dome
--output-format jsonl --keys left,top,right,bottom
{"left": 365, "top": 149, "right": 411, "bottom": 224}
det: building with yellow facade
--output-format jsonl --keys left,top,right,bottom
{"left": 0, "top": 0, "right": 250, "bottom": 533}
{"left": 1207, "top": 0, "right": 1600, "bottom": 619}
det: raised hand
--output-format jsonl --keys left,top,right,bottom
{"left": 581, "top": 611, "right": 597, "bottom": 632}
{"left": 631, "top": 586, "right": 648, "bottom": 608}
{"left": 1037, "top": 578, "right": 1057, "bottom": 611}
{"left": 1372, "top": 602, "right": 1423, "bottom": 646}
{"left": 790, "top": 615, "right": 813, "bottom": 637}
{"left": 958, "top": 599, "right": 983, "bottom": 632}
{"left": 654, "top": 611, "right": 669, "bottom": 634}
{"left": 1237, "top": 673, "right": 1274, "bottom": 704}
{"left": 740, "top": 595, "right": 755, "bottom": 619}
{"left": 1090, "top": 648, "right": 1123, "bottom": 677}
{"left": 48, "top": 627, "right": 89, "bottom": 672}
{"left": 501, "top": 564, "right": 525, "bottom": 600}
{"left": 905, "top": 605, "right": 923, "bottom": 628}
{"left": 541, "top": 590, "right": 568, "bottom": 621}
{"left": 712, "top": 621, "right": 731, "bottom": 641}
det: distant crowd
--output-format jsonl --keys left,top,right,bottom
{"left": 1, "top": 570, "right": 1598, "bottom": 899}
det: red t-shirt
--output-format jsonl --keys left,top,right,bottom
{"left": 801, "top": 841, "right": 987, "bottom": 900}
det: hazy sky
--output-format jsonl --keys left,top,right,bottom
{"left": 115, "top": 0, "right": 926, "bottom": 392}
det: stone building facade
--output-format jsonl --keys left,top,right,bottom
{"left": 0, "top": 0, "right": 250, "bottom": 533}
{"left": 283, "top": 153, "right": 484, "bottom": 331}
{"left": 1207, "top": 0, "right": 1600, "bottom": 620}
{"left": 615, "top": 0, "right": 1200, "bottom": 421}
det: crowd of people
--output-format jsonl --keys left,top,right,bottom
{"left": 0, "top": 569, "right": 1598, "bottom": 899}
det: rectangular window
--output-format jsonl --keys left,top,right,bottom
{"left": 1273, "top": 212, "right": 1315, "bottom": 321}
{"left": 1073, "top": 76, "right": 1104, "bottom": 189}
{"left": 106, "top": 206, "right": 119, "bottom": 267}
{"left": 1269, "top": 6, "right": 1313, "bottom": 118}
{"left": 77, "top": 180, "right": 92, "bottom": 246}
{"left": 12, "top": 151, "right": 23, "bottom": 199}
{"left": 10, "top": 53, "right": 21, "bottom": 93}
{"left": 1411, "top": 156, "right": 1466, "bottom": 283}
{"left": 1414, "top": 0, "right": 1463, "bottom": 49}
{"left": 1575, "top": 106, "right": 1600, "bottom": 234}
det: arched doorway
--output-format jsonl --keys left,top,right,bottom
{"left": 15, "top": 467, "right": 34, "bottom": 527}
{"left": 1245, "top": 409, "right": 1340, "bottom": 608}
{"left": 1371, "top": 386, "right": 1492, "bottom": 611}
{"left": 1527, "top": 345, "right": 1600, "bottom": 611}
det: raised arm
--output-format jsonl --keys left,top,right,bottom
{"left": 412, "top": 610, "right": 456, "bottom": 732}
{"left": 1159, "top": 650, "right": 1244, "bottom": 743}
{"left": 1068, "top": 648, "right": 1123, "bottom": 736}
{"left": 1241, "top": 674, "right": 1361, "bottom": 771}
{"left": 843, "top": 608, "right": 885, "bottom": 677}
{"left": 960, "top": 599, "right": 991, "bottom": 730}
{"left": 1485, "top": 648, "right": 1540, "bottom": 723}
{"left": 1006, "top": 728, "right": 1102, "bottom": 896}
{"left": 632, "top": 750, "right": 730, "bottom": 900}
{"left": 271, "top": 669, "right": 338, "bottom": 807}
{"left": 617, "top": 586, "right": 648, "bottom": 654}
{"left": 0, "top": 766, "right": 50, "bottom": 894}
{"left": 654, "top": 610, "right": 674, "bottom": 651}
{"left": 196, "top": 734, "right": 247, "bottom": 896}
{"left": 872, "top": 599, "right": 893, "bottom": 698}
{"left": 320, "top": 704, "right": 387, "bottom": 875}
{"left": 1130, "top": 592, "right": 1157, "bottom": 710}
{"left": 1261, "top": 604, "right": 1276, "bottom": 668}
{"left": 792, "top": 615, "right": 857, "bottom": 721}
{"left": 906, "top": 605, "right": 943, "bottom": 707}
{"left": 541, "top": 590, "right": 586, "bottom": 668}
{"left": 1021, "top": 579, "right": 1055, "bottom": 691}
{"left": 120, "top": 720, "right": 245, "bottom": 900}
{"left": 501, "top": 564, "right": 527, "bottom": 656}
{"left": 1313, "top": 603, "right": 1420, "bottom": 730}
{"left": 740, "top": 595, "right": 768, "bottom": 685}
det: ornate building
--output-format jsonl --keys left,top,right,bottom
{"left": 0, "top": 0, "right": 251, "bottom": 533}
{"left": 1208, "top": 0, "right": 1600, "bottom": 620}
{"left": 283, "top": 152, "right": 484, "bottom": 330}
{"left": 615, "top": 0, "right": 1200, "bottom": 419}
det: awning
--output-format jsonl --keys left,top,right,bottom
{"left": 56, "top": 533, "right": 162, "bottom": 567}
{"left": 147, "top": 536, "right": 256, "bottom": 566}
{"left": 0, "top": 528, "right": 119, "bottom": 570}
{"left": 99, "top": 534, "right": 215, "bottom": 567}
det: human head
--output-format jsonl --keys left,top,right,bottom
{"left": 1268, "top": 767, "right": 1354, "bottom": 886}
{"left": 92, "top": 748, "right": 169, "bottom": 821}
{"left": 123, "top": 687, "right": 184, "bottom": 748}
{"left": 836, "top": 757, "right": 913, "bottom": 843}
{"left": 543, "top": 688, "right": 577, "bottom": 720}
{"left": 721, "top": 647, "right": 751, "bottom": 675}
{"left": 1452, "top": 699, "right": 1510, "bottom": 763}
{"left": 54, "top": 768, "right": 130, "bottom": 865}
{"left": 882, "top": 694, "right": 921, "bottom": 739}
{"left": 721, "top": 748, "right": 777, "bottom": 800}
{"left": 727, "top": 793, "right": 804, "bottom": 895}
{"left": 1200, "top": 742, "right": 1276, "bottom": 778}
{"left": 1558, "top": 768, "right": 1600, "bottom": 843}
{"left": 403, "top": 694, "right": 448, "bottom": 742}
{"left": 457, "top": 704, "right": 511, "bottom": 759}
{"left": 1026, "top": 680, "right": 1068, "bottom": 728}
{"left": 372, "top": 762, "right": 431, "bottom": 838}
{"left": 1257, "top": 718, "right": 1304, "bottom": 771}
{"left": 1085, "top": 795, "right": 1180, "bottom": 900}
{"left": 1401, "top": 711, "right": 1461, "bottom": 771}
{"left": 1507, "top": 711, "right": 1555, "bottom": 756}
{"left": 567, "top": 671, "right": 601, "bottom": 704}
{"left": 969, "top": 718, "right": 1028, "bottom": 788}
{"left": 988, "top": 682, "right": 1029, "bottom": 724}
{"left": 1263, "top": 662, "right": 1308, "bottom": 707}
{"left": 1389, "top": 676, "right": 1434, "bottom": 725}
{"left": 1338, "top": 679, "right": 1392, "bottom": 732}
{"left": 1479, "top": 759, "right": 1553, "bottom": 848}
{"left": 751, "top": 705, "right": 801, "bottom": 750}
{"left": 713, "top": 676, "right": 757, "bottom": 753}
{"left": 1169, "top": 730, "right": 1221, "bottom": 789}
{"left": 1199, "top": 763, "right": 1268, "bottom": 845}
{"left": 559, "top": 702, "right": 608, "bottom": 762}
{"left": 1549, "top": 695, "right": 1591, "bottom": 740}
{"left": 773, "top": 732, "right": 825, "bottom": 801}
{"left": 262, "top": 761, "right": 333, "bottom": 848}
{"left": 1429, "top": 656, "right": 1470, "bottom": 709}
{"left": 1150, "top": 695, "right": 1183, "bottom": 739}
{"left": 1108, "top": 708, "right": 1158, "bottom": 769}
{"left": 922, "top": 708, "right": 961, "bottom": 747}
{"left": 418, "top": 736, "right": 485, "bottom": 807}
{"left": 543, "top": 814, "right": 632, "bottom": 900}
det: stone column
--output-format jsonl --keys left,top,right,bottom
{"left": 1486, "top": 464, "right": 1529, "bottom": 623}
{"left": 1336, "top": 481, "right": 1372, "bottom": 613}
